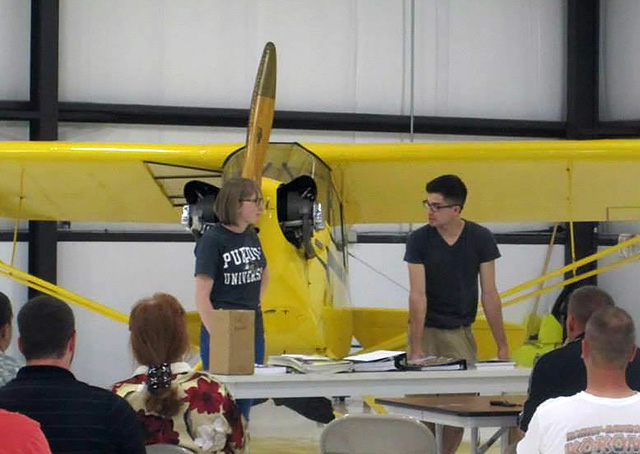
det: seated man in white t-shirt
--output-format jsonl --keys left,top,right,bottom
{"left": 517, "top": 306, "right": 640, "bottom": 454}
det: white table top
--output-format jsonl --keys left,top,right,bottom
{"left": 212, "top": 367, "right": 531, "bottom": 399}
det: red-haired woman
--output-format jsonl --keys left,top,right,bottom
{"left": 113, "top": 293, "right": 246, "bottom": 454}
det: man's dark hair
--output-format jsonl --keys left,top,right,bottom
{"left": 567, "top": 285, "right": 615, "bottom": 327}
{"left": 18, "top": 295, "right": 75, "bottom": 360}
{"left": 585, "top": 306, "right": 636, "bottom": 369}
{"left": 426, "top": 174, "right": 467, "bottom": 207}
{"left": 0, "top": 291, "right": 11, "bottom": 328}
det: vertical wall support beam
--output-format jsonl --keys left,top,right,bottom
{"left": 28, "top": 0, "right": 60, "bottom": 297}
{"left": 564, "top": 222, "right": 599, "bottom": 285}
{"left": 30, "top": 0, "right": 59, "bottom": 140}
{"left": 567, "top": 0, "right": 599, "bottom": 139}
{"left": 564, "top": 0, "right": 600, "bottom": 288}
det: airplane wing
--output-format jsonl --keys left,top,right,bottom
{"left": 0, "top": 142, "right": 238, "bottom": 222}
{"left": 1, "top": 138, "right": 640, "bottom": 224}
{"left": 307, "top": 139, "right": 640, "bottom": 224}
{"left": 2, "top": 138, "right": 638, "bottom": 361}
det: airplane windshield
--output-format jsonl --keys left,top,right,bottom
{"left": 223, "top": 142, "right": 347, "bottom": 262}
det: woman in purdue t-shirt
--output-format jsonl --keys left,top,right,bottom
{"left": 194, "top": 178, "right": 268, "bottom": 419}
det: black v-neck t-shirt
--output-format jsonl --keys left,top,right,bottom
{"left": 404, "top": 221, "right": 500, "bottom": 328}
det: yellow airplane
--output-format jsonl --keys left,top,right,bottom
{"left": 2, "top": 43, "right": 640, "bottom": 361}
{"left": 5, "top": 137, "right": 640, "bottom": 360}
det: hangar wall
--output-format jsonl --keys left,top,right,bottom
{"left": 1, "top": 1, "right": 639, "bottom": 122}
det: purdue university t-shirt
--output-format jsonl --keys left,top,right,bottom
{"left": 194, "top": 224, "right": 267, "bottom": 310}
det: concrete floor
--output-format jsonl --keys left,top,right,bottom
{"left": 248, "top": 398, "right": 505, "bottom": 454}
{"left": 250, "top": 399, "right": 324, "bottom": 453}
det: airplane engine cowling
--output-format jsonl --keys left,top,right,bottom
{"left": 182, "top": 180, "right": 220, "bottom": 238}
{"left": 277, "top": 175, "right": 321, "bottom": 259}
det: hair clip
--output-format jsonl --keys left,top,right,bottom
{"left": 147, "top": 363, "right": 172, "bottom": 393}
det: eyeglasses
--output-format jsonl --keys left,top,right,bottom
{"left": 422, "top": 200, "right": 458, "bottom": 212}
{"left": 241, "top": 197, "right": 264, "bottom": 207}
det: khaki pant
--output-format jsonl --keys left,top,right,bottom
{"left": 408, "top": 326, "right": 478, "bottom": 454}
{"left": 409, "top": 326, "right": 477, "bottom": 363}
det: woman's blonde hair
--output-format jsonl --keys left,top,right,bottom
{"left": 129, "top": 293, "right": 190, "bottom": 417}
{"left": 214, "top": 178, "right": 261, "bottom": 225}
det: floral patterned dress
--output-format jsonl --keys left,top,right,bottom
{"left": 113, "top": 362, "right": 246, "bottom": 454}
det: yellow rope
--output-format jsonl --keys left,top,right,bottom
{"left": 0, "top": 259, "right": 203, "bottom": 351}
{"left": 473, "top": 234, "right": 640, "bottom": 317}
{"left": 496, "top": 234, "right": 640, "bottom": 302}
{"left": 0, "top": 259, "right": 128, "bottom": 324}
{"left": 501, "top": 249, "right": 640, "bottom": 309}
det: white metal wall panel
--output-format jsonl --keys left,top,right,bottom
{"left": 0, "top": 0, "right": 30, "bottom": 100}
{"left": 0, "top": 122, "right": 29, "bottom": 141}
{"left": 600, "top": 0, "right": 640, "bottom": 120}
{"left": 59, "top": 0, "right": 566, "bottom": 121}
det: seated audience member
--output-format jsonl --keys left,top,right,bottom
{"left": 0, "top": 291, "right": 21, "bottom": 387}
{"left": 520, "top": 285, "right": 640, "bottom": 431}
{"left": 113, "top": 293, "right": 246, "bottom": 454}
{"left": 0, "top": 408, "right": 51, "bottom": 454}
{"left": 0, "top": 295, "right": 145, "bottom": 454}
{"left": 517, "top": 306, "right": 640, "bottom": 454}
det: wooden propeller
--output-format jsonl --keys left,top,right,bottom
{"left": 242, "top": 42, "right": 277, "bottom": 183}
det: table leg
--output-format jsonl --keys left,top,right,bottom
{"left": 470, "top": 427, "right": 479, "bottom": 454}
{"left": 501, "top": 428, "right": 509, "bottom": 454}
{"left": 479, "top": 427, "right": 507, "bottom": 454}
{"left": 435, "top": 424, "right": 444, "bottom": 454}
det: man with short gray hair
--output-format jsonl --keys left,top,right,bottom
{"left": 518, "top": 306, "right": 640, "bottom": 454}
{"left": 519, "top": 285, "right": 640, "bottom": 431}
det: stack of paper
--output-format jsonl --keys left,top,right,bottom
{"left": 405, "top": 356, "right": 467, "bottom": 371}
{"left": 253, "top": 364, "right": 288, "bottom": 375}
{"left": 474, "top": 360, "right": 516, "bottom": 369}
{"left": 267, "top": 354, "right": 353, "bottom": 374}
{"left": 344, "top": 350, "right": 405, "bottom": 372}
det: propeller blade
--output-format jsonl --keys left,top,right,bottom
{"left": 242, "top": 42, "right": 277, "bottom": 182}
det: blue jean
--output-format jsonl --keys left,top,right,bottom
{"left": 200, "top": 309, "right": 264, "bottom": 421}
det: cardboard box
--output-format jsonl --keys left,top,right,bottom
{"left": 205, "top": 310, "right": 255, "bottom": 375}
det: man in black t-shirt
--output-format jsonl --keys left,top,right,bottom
{"left": 405, "top": 174, "right": 509, "bottom": 361}
{"left": 404, "top": 174, "right": 509, "bottom": 454}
